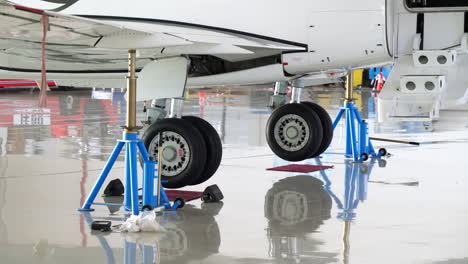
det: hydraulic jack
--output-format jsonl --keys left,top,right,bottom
{"left": 79, "top": 50, "right": 182, "bottom": 215}
{"left": 332, "top": 72, "right": 387, "bottom": 162}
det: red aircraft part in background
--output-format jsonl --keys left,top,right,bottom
{"left": 0, "top": 79, "right": 57, "bottom": 88}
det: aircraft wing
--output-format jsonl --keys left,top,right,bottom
{"left": 0, "top": 1, "right": 305, "bottom": 72}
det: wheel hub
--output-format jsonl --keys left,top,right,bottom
{"left": 286, "top": 126, "right": 299, "bottom": 139}
{"left": 162, "top": 146, "right": 177, "bottom": 161}
{"left": 148, "top": 131, "right": 190, "bottom": 177}
{"left": 274, "top": 114, "right": 310, "bottom": 151}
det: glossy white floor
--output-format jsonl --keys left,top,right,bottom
{"left": 0, "top": 85, "right": 467, "bottom": 264}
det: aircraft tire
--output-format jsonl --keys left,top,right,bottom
{"left": 182, "top": 116, "right": 222, "bottom": 185}
{"left": 300, "top": 102, "right": 333, "bottom": 158}
{"left": 266, "top": 103, "right": 323, "bottom": 161}
{"left": 142, "top": 118, "right": 207, "bottom": 189}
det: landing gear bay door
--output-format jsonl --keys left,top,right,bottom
{"left": 137, "top": 57, "right": 189, "bottom": 101}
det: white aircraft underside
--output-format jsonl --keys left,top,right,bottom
{"left": 0, "top": 0, "right": 391, "bottom": 92}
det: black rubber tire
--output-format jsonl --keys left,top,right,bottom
{"left": 360, "top": 153, "right": 369, "bottom": 162}
{"left": 301, "top": 102, "right": 334, "bottom": 158}
{"left": 266, "top": 103, "right": 323, "bottom": 161}
{"left": 141, "top": 205, "right": 153, "bottom": 211}
{"left": 141, "top": 118, "right": 207, "bottom": 189}
{"left": 378, "top": 148, "right": 388, "bottom": 156}
{"left": 182, "top": 116, "right": 222, "bottom": 185}
{"left": 174, "top": 197, "right": 186, "bottom": 209}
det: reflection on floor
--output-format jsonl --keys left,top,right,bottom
{"left": 0, "top": 85, "right": 467, "bottom": 264}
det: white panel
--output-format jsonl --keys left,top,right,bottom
{"left": 283, "top": 9, "right": 388, "bottom": 74}
{"left": 96, "top": 31, "right": 191, "bottom": 49}
{"left": 187, "top": 64, "right": 286, "bottom": 88}
{"left": 161, "top": 43, "right": 253, "bottom": 55}
{"left": 40, "top": 79, "right": 125, "bottom": 89}
{"left": 424, "top": 13, "right": 464, "bottom": 50}
{"left": 9, "top": 0, "right": 63, "bottom": 9}
{"left": 412, "top": 50, "right": 457, "bottom": 67}
{"left": 378, "top": 53, "right": 468, "bottom": 122}
{"left": 400, "top": 75, "right": 445, "bottom": 93}
{"left": 397, "top": 13, "right": 417, "bottom": 56}
{"left": 308, "top": 11, "right": 386, "bottom": 67}
{"left": 137, "top": 57, "right": 188, "bottom": 101}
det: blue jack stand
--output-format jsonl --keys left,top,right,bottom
{"left": 78, "top": 50, "right": 181, "bottom": 215}
{"left": 316, "top": 157, "right": 384, "bottom": 221}
{"left": 332, "top": 76, "right": 386, "bottom": 162}
{"left": 78, "top": 132, "right": 179, "bottom": 215}
{"left": 316, "top": 158, "right": 382, "bottom": 263}
{"left": 337, "top": 160, "right": 369, "bottom": 221}
{"left": 141, "top": 154, "right": 183, "bottom": 211}
{"left": 332, "top": 102, "right": 385, "bottom": 162}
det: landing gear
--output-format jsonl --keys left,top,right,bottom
{"left": 266, "top": 80, "right": 333, "bottom": 161}
{"left": 182, "top": 116, "right": 222, "bottom": 185}
{"left": 301, "top": 102, "right": 334, "bottom": 158}
{"left": 141, "top": 115, "right": 223, "bottom": 189}
{"left": 266, "top": 102, "right": 333, "bottom": 161}
{"left": 142, "top": 118, "right": 207, "bottom": 189}
{"left": 266, "top": 103, "right": 323, "bottom": 161}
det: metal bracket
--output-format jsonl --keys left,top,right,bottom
{"left": 168, "top": 98, "right": 184, "bottom": 118}
{"left": 269, "top": 81, "right": 289, "bottom": 110}
{"left": 143, "top": 99, "right": 167, "bottom": 125}
{"left": 290, "top": 80, "right": 305, "bottom": 104}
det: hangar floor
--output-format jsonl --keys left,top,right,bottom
{"left": 0, "top": 85, "right": 467, "bottom": 264}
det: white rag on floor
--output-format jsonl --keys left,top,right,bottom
{"left": 119, "top": 211, "right": 166, "bottom": 233}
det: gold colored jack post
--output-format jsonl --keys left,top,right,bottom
{"left": 345, "top": 71, "right": 354, "bottom": 103}
{"left": 124, "top": 49, "right": 140, "bottom": 133}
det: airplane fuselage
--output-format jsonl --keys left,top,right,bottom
{"left": 66, "top": 0, "right": 391, "bottom": 74}
{"left": 21, "top": 0, "right": 388, "bottom": 47}
{"left": 1, "top": 0, "right": 392, "bottom": 81}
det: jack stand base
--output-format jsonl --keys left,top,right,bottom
{"left": 77, "top": 208, "right": 95, "bottom": 212}
{"left": 79, "top": 131, "right": 181, "bottom": 215}
{"left": 79, "top": 132, "right": 150, "bottom": 215}
{"left": 332, "top": 102, "right": 385, "bottom": 162}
